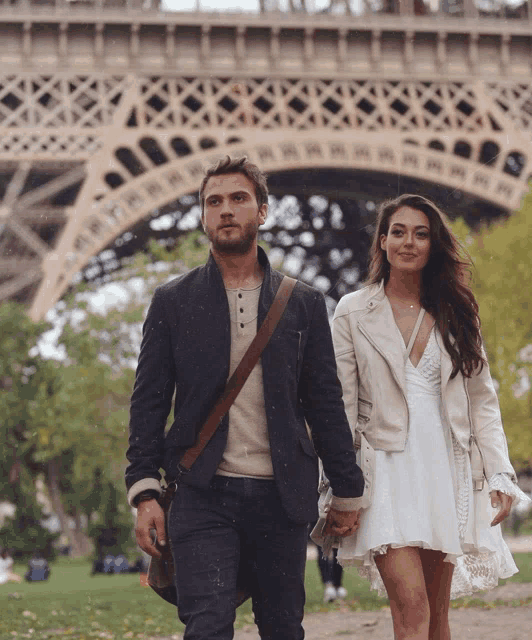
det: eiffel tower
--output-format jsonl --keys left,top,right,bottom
{"left": 0, "top": 1, "right": 531, "bottom": 319}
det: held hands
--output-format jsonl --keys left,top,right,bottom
{"left": 323, "top": 507, "right": 361, "bottom": 537}
{"left": 135, "top": 499, "right": 167, "bottom": 558}
{"left": 490, "top": 490, "right": 513, "bottom": 527}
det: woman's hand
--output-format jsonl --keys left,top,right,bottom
{"left": 490, "top": 490, "right": 513, "bottom": 527}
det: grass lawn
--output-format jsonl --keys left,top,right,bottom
{"left": 1, "top": 552, "right": 531, "bottom": 639}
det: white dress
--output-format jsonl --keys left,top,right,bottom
{"left": 338, "top": 327, "right": 519, "bottom": 599}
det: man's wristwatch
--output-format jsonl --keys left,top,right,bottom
{"left": 133, "top": 489, "right": 159, "bottom": 508}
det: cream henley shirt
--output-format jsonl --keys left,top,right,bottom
{"left": 216, "top": 283, "right": 274, "bottom": 479}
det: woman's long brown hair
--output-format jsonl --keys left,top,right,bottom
{"left": 366, "top": 194, "right": 485, "bottom": 379}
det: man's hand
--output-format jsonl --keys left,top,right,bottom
{"left": 490, "top": 490, "right": 513, "bottom": 527}
{"left": 135, "top": 499, "right": 166, "bottom": 558}
{"left": 323, "top": 507, "right": 361, "bottom": 538}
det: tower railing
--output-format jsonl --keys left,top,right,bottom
{"left": 0, "top": 0, "right": 161, "bottom": 11}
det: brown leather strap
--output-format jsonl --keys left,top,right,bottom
{"left": 178, "top": 275, "right": 297, "bottom": 472}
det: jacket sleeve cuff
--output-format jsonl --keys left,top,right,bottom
{"left": 330, "top": 495, "right": 366, "bottom": 511}
{"left": 128, "top": 478, "right": 162, "bottom": 508}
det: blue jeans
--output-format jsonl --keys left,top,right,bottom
{"left": 169, "top": 475, "right": 308, "bottom": 640}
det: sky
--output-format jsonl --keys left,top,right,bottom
{"left": 162, "top": 1, "right": 280, "bottom": 11}
{"left": 162, "top": 1, "right": 521, "bottom": 15}
{"left": 162, "top": 1, "right": 345, "bottom": 12}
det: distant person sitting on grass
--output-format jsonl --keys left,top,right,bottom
{"left": 0, "top": 549, "right": 22, "bottom": 584}
{"left": 24, "top": 554, "right": 50, "bottom": 582}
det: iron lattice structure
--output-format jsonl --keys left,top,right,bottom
{"left": 0, "top": 5, "right": 531, "bottom": 318}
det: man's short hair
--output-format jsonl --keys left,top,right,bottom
{"left": 199, "top": 156, "right": 269, "bottom": 214}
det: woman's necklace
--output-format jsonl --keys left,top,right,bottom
{"left": 388, "top": 295, "right": 420, "bottom": 314}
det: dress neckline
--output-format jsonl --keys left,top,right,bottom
{"left": 384, "top": 296, "right": 433, "bottom": 370}
{"left": 405, "top": 327, "right": 435, "bottom": 371}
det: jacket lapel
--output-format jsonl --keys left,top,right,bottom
{"left": 357, "top": 283, "right": 407, "bottom": 392}
{"left": 256, "top": 246, "right": 277, "bottom": 328}
{"left": 358, "top": 285, "right": 455, "bottom": 393}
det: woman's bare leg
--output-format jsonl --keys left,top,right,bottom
{"left": 374, "top": 547, "right": 431, "bottom": 640}
{"left": 418, "top": 549, "right": 454, "bottom": 640}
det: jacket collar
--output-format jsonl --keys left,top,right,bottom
{"left": 204, "top": 245, "right": 278, "bottom": 328}
{"left": 360, "top": 280, "right": 456, "bottom": 390}
{"left": 205, "top": 244, "right": 272, "bottom": 286}
{"left": 365, "top": 279, "right": 386, "bottom": 309}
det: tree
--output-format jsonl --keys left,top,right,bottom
{"left": 452, "top": 191, "right": 532, "bottom": 464}
{"left": 28, "top": 326, "right": 133, "bottom": 556}
{"left": 0, "top": 303, "right": 58, "bottom": 559}
{"left": 0, "top": 299, "right": 133, "bottom": 557}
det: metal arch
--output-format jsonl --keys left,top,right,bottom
{"left": 28, "top": 127, "right": 529, "bottom": 321}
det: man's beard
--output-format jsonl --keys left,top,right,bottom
{"left": 206, "top": 221, "right": 259, "bottom": 256}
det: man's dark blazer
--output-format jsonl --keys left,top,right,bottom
{"left": 126, "top": 247, "right": 363, "bottom": 523}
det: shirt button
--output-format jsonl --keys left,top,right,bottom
{"left": 238, "top": 293, "right": 242, "bottom": 299}
{"left": 240, "top": 323, "right": 244, "bottom": 328}
{"left": 240, "top": 308, "right": 244, "bottom": 313}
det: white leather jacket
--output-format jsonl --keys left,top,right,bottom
{"left": 332, "top": 281, "right": 517, "bottom": 485}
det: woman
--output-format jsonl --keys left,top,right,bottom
{"left": 332, "top": 194, "right": 530, "bottom": 639}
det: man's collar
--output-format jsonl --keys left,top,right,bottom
{"left": 206, "top": 245, "right": 272, "bottom": 283}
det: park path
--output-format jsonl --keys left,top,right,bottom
{"left": 233, "top": 603, "right": 532, "bottom": 640}
{"left": 505, "top": 533, "right": 532, "bottom": 553}
{"left": 233, "top": 536, "right": 532, "bottom": 640}
{"left": 233, "top": 579, "right": 532, "bottom": 640}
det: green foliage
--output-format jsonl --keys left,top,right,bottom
{"left": 130, "top": 231, "right": 209, "bottom": 270}
{"left": 0, "top": 304, "right": 55, "bottom": 561}
{"left": 452, "top": 192, "right": 532, "bottom": 463}
{"left": 0, "top": 489, "right": 58, "bottom": 561}
{"left": 0, "top": 302, "right": 50, "bottom": 473}
{"left": 169, "top": 230, "right": 210, "bottom": 268}
{"left": 0, "top": 299, "right": 132, "bottom": 556}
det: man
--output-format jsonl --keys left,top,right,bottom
{"left": 126, "top": 156, "right": 364, "bottom": 640}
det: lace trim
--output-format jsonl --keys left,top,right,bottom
{"left": 452, "top": 432, "right": 470, "bottom": 541}
{"left": 488, "top": 473, "right": 532, "bottom": 506}
{"left": 451, "top": 548, "right": 516, "bottom": 599}
{"left": 341, "top": 543, "right": 508, "bottom": 599}
{"left": 341, "top": 541, "right": 517, "bottom": 600}
{"left": 415, "top": 331, "right": 441, "bottom": 384}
